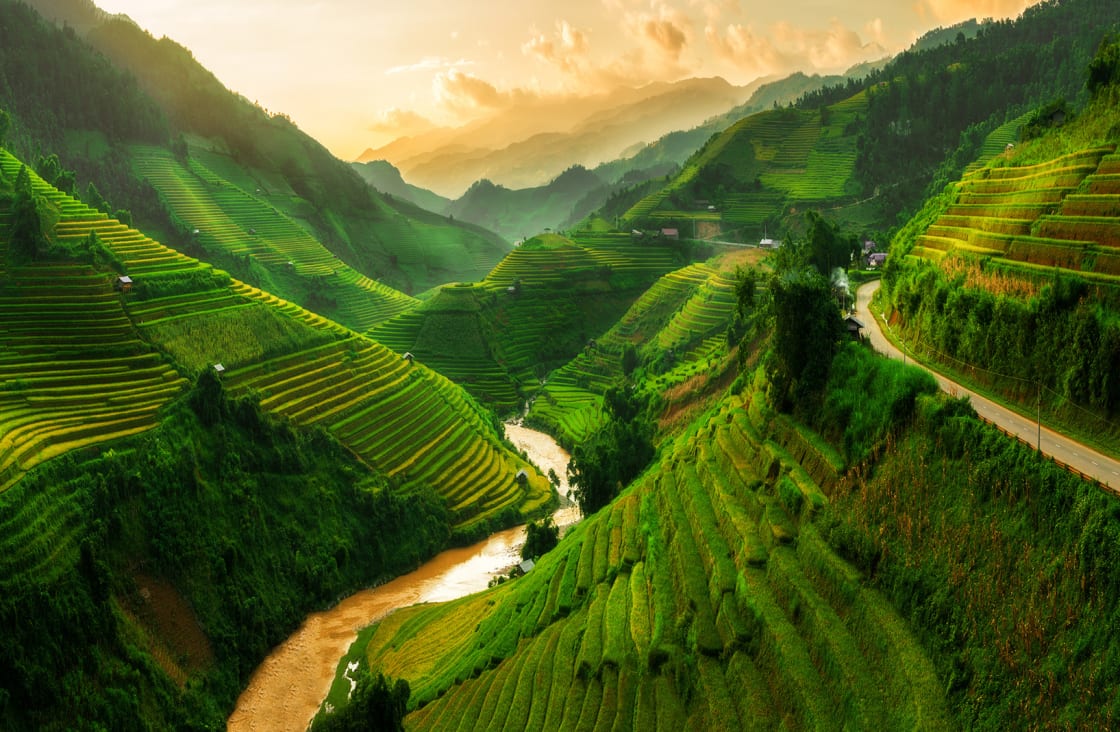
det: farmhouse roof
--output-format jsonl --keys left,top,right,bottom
{"left": 661, "top": 228, "right": 679, "bottom": 238}
{"left": 519, "top": 559, "right": 535, "bottom": 574}
{"left": 212, "top": 363, "right": 226, "bottom": 374}
{"left": 117, "top": 275, "right": 133, "bottom": 284}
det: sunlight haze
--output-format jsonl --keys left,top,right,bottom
{"left": 92, "top": 0, "right": 1041, "bottom": 160}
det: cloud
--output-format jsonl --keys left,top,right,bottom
{"left": 628, "top": 2, "right": 692, "bottom": 63}
{"left": 522, "top": 20, "right": 593, "bottom": 77}
{"left": 385, "top": 56, "right": 474, "bottom": 75}
{"left": 433, "top": 68, "right": 538, "bottom": 116}
{"left": 368, "top": 108, "right": 436, "bottom": 136}
{"left": 521, "top": 7, "right": 694, "bottom": 92}
{"left": 913, "top": 0, "right": 1038, "bottom": 24}
{"left": 707, "top": 18, "right": 885, "bottom": 77}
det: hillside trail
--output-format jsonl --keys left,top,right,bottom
{"left": 228, "top": 423, "right": 578, "bottom": 732}
{"left": 856, "top": 280, "right": 1120, "bottom": 492}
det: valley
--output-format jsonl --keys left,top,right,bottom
{"left": 1, "top": 0, "right": 1120, "bottom": 730}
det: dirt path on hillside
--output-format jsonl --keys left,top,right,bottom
{"left": 856, "top": 280, "right": 1120, "bottom": 492}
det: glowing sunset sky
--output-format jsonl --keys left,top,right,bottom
{"left": 93, "top": 0, "right": 1041, "bottom": 159}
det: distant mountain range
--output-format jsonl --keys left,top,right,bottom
{"left": 357, "top": 77, "right": 757, "bottom": 197}
{"left": 353, "top": 66, "right": 890, "bottom": 240}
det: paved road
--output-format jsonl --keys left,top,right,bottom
{"left": 856, "top": 280, "right": 1120, "bottom": 492}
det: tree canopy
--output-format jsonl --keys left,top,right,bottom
{"left": 567, "top": 387, "right": 654, "bottom": 516}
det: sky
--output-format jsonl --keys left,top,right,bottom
{"left": 93, "top": 0, "right": 1041, "bottom": 160}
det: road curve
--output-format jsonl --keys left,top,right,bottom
{"left": 855, "top": 280, "right": 1120, "bottom": 492}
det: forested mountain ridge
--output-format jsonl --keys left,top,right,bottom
{"left": 877, "top": 34, "right": 1120, "bottom": 454}
{"left": 2, "top": 0, "right": 510, "bottom": 307}
{"left": 601, "top": 0, "right": 1120, "bottom": 248}
{"left": 0, "top": 141, "right": 550, "bottom": 728}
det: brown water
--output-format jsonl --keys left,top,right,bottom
{"left": 227, "top": 422, "right": 576, "bottom": 732}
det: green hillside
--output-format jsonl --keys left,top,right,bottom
{"left": 130, "top": 144, "right": 417, "bottom": 331}
{"left": 0, "top": 147, "right": 550, "bottom": 528}
{"left": 443, "top": 167, "right": 608, "bottom": 243}
{"left": 370, "top": 232, "right": 685, "bottom": 414}
{"left": 880, "top": 52, "right": 1120, "bottom": 452}
{"left": 527, "top": 248, "right": 761, "bottom": 446}
{"left": 2, "top": 0, "right": 510, "bottom": 314}
{"left": 619, "top": 91, "right": 868, "bottom": 241}
{"left": 352, "top": 159, "right": 452, "bottom": 215}
{"left": 328, "top": 337, "right": 1120, "bottom": 730}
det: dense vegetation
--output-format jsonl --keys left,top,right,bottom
{"left": 0, "top": 374, "right": 451, "bottom": 730}
{"left": 370, "top": 231, "right": 685, "bottom": 414}
{"left": 878, "top": 37, "right": 1120, "bottom": 448}
{"left": 6, "top": 0, "right": 1120, "bottom": 730}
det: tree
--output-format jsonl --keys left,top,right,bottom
{"left": 1088, "top": 35, "right": 1120, "bottom": 97}
{"left": 0, "top": 109, "right": 10, "bottom": 148}
{"left": 767, "top": 269, "right": 845, "bottom": 411}
{"left": 568, "top": 387, "right": 654, "bottom": 515}
{"left": 735, "top": 266, "right": 758, "bottom": 318}
{"left": 621, "top": 345, "right": 640, "bottom": 376}
{"left": 312, "top": 670, "right": 409, "bottom": 732}
{"left": 85, "top": 181, "right": 110, "bottom": 214}
{"left": 521, "top": 517, "right": 559, "bottom": 560}
{"left": 804, "top": 211, "right": 855, "bottom": 277}
{"left": 9, "top": 166, "right": 46, "bottom": 261}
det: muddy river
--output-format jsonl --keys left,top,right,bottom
{"left": 227, "top": 422, "right": 577, "bottom": 731}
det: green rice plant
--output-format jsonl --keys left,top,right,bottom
{"left": 575, "top": 519, "right": 599, "bottom": 597}
{"left": 601, "top": 574, "right": 633, "bottom": 668}
{"left": 575, "top": 586, "right": 606, "bottom": 679}
{"left": 556, "top": 535, "right": 583, "bottom": 616}
{"left": 767, "top": 547, "right": 888, "bottom": 730}
{"left": 571, "top": 672, "right": 603, "bottom": 732}
{"left": 692, "top": 655, "right": 743, "bottom": 730}
{"left": 522, "top": 625, "right": 561, "bottom": 731}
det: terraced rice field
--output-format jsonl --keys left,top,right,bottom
{"left": 370, "top": 234, "right": 682, "bottom": 415}
{"left": 911, "top": 146, "right": 1120, "bottom": 282}
{"left": 622, "top": 93, "right": 866, "bottom": 234}
{"left": 528, "top": 258, "right": 742, "bottom": 445}
{"left": 354, "top": 380, "right": 952, "bottom": 731}
{"left": 132, "top": 146, "right": 416, "bottom": 331}
{"left": 0, "top": 154, "right": 189, "bottom": 491}
{"left": 0, "top": 149, "right": 549, "bottom": 526}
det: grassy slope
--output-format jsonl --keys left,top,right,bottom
{"left": 0, "top": 147, "right": 551, "bottom": 529}
{"left": 620, "top": 90, "right": 869, "bottom": 241}
{"left": 332, "top": 338, "right": 1120, "bottom": 730}
{"left": 0, "top": 371, "right": 455, "bottom": 730}
{"left": 10, "top": 2, "right": 510, "bottom": 300}
{"left": 370, "top": 232, "right": 684, "bottom": 415}
{"left": 527, "top": 247, "right": 765, "bottom": 446}
{"left": 337, "top": 367, "right": 956, "bottom": 731}
{"left": 881, "top": 84, "right": 1120, "bottom": 453}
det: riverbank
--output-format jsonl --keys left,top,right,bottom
{"left": 227, "top": 422, "right": 576, "bottom": 731}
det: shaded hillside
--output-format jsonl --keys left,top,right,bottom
{"left": 9, "top": 0, "right": 509, "bottom": 301}
{"left": 370, "top": 232, "right": 686, "bottom": 414}
{"left": 442, "top": 167, "right": 606, "bottom": 243}
{"left": 879, "top": 51, "right": 1120, "bottom": 453}
{"left": 352, "top": 159, "right": 451, "bottom": 215}
{"left": 0, "top": 362, "right": 454, "bottom": 730}
{"left": 364, "top": 77, "right": 751, "bottom": 196}
{"left": 0, "top": 147, "right": 550, "bottom": 528}
{"left": 325, "top": 322, "right": 1120, "bottom": 730}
